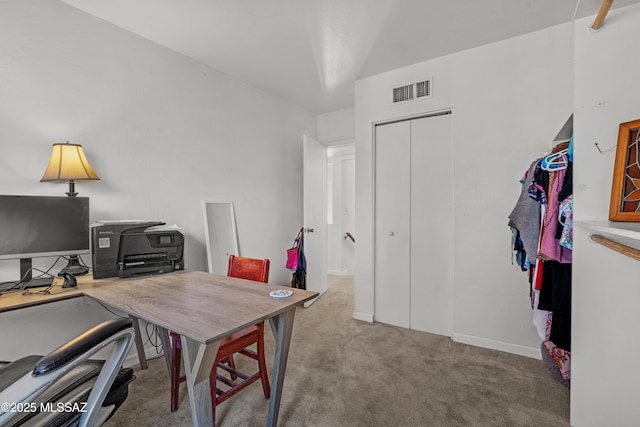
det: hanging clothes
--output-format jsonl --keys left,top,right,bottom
{"left": 538, "top": 168, "right": 571, "bottom": 263}
{"left": 292, "top": 229, "right": 307, "bottom": 290}
{"left": 538, "top": 261, "right": 571, "bottom": 351}
{"left": 509, "top": 138, "right": 573, "bottom": 387}
{"left": 558, "top": 195, "right": 573, "bottom": 250}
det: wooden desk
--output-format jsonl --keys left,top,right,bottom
{"left": 82, "top": 270, "right": 318, "bottom": 427}
{"left": 0, "top": 275, "right": 100, "bottom": 313}
{"left": 0, "top": 275, "right": 150, "bottom": 369}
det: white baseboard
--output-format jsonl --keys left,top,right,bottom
{"left": 452, "top": 333, "right": 541, "bottom": 360}
{"left": 352, "top": 311, "right": 373, "bottom": 322}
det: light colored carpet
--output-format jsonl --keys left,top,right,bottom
{"left": 108, "top": 275, "right": 570, "bottom": 426}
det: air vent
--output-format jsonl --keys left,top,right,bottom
{"left": 393, "top": 84, "right": 413, "bottom": 103}
{"left": 416, "top": 80, "right": 430, "bottom": 98}
{"left": 392, "top": 78, "right": 432, "bottom": 104}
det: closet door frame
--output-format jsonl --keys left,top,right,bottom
{"left": 372, "top": 109, "right": 453, "bottom": 334}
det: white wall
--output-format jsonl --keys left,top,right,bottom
{"left": 572, "top": 4, "right": 640, "bottom": 425}
{"left": 0, "top": 0, "right": 315, "bottom": 360}
{"left": 354, "top": 24, "right": 574, "bottom": 356}
{"left": 317, "top": 107, "right": 355, "bottom": 145}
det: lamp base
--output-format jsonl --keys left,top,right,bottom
{"left": 58, "top": 255, "right": 89, "bottom": 277}
{"left": 66, "top": 181, "right": 78, "bottom": 197}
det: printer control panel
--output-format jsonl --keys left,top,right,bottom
{"left": 152, "top": 234, "right": 177, "bottom": 247}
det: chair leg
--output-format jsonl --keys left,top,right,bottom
{"left": 170, "top": 338, "right": 182, "bottom": 412}
{"left": 227, "top": 355, "right": 237, "bottom": 380}
{"left": 210, "top": 362, "right": 218, "bottom": 423}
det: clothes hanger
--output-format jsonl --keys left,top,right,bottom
{"left": 541, "top": 149, "right": 569, "bottom": 171}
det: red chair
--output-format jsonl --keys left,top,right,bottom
{"left": 170, "top": 255, "right": 271, "bottom": 419}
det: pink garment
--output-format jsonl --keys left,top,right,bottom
{"left": 538, "top": 169, "right": 572, "bottom": 263}
{"left": 544, "top": 313, "right": 570, "bottom": 381}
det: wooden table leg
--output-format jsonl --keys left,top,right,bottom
{"left": 268, "top": 317, "right": 278, "bottom": 339}
{"left": 157, "top": 326, "right": 172, "bottom": 376}
{"left": 129, "top": 315, "right": 148, "bottom": 370}
{"left": 268, "top": 308, "right": 296, "bottom": 427}
{"left": 181, "top": 336, "right": 220, "bottom": 427}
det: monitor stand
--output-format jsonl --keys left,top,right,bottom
{"left": 58, "top": 255, "right": 89, "bottom": 276}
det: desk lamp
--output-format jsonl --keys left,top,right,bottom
{"left": 41, "top": 141, "right": 100, "bottom": 276}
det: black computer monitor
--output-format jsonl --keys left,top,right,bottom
{"left": 0, "top": 195, "right": 90, "bottom": 287}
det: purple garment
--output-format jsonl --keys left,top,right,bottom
{"left": 539, "top": 169, "right": 572, "bottom": 263}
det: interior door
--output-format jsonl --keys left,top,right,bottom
{"left": 374, "top": 121, "right": 411, "bottom": 328}
{"left": 410, "top": 114, "right": 453, "bottom": 336}
{"left": 303, "top": 134, "right": 327, "bottom": 306}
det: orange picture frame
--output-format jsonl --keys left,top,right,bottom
{"left": 609, "top": 119, "right": 640, "bottom": 221}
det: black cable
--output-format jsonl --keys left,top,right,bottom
{"left": 145, "top": 322, "right": 164, "bottom": 355}
{"left": 1, "top": 256, "right": 92, "bottom": 295}
{"left": 92, "top": 302, "right": 167, "bottom": 360}
{"left": 19, "top": 256, "right": 94, "bottom": 292}
{"left": 95, "top": 300, "right": 127, "bottom": 319}
{"left": 93, "top": 300, "right": 164, "bottom": 356}
{"left": 22, "top": 281, "right": 59, "bottom": 296}
{"left": 2, "top": 257, "right": 62, "bottom": 292}
{"left": 27, "top": 264, "right": 59, "bottom": 284}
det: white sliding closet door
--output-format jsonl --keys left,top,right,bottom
{"left": 410, "top": 114, "right": 453, "bottom": 336}
{"left": 374, "top": 113, "right": 453, "bottom": 336}
{"left": 374, "top": 121, "right": 411, "bottom": 328}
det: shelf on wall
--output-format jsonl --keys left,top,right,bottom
{"left": 576, "top": 220, "right": 640, "bottom": 261}
{"left": 575, "top": 220, "right": 640, "bottom": 240}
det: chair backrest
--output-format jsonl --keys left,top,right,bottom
{"left": 227, "top": 255, "right": 270, "bottom": 283}
{"left": 0, "top": 318, "right": 135, "bottom": 427}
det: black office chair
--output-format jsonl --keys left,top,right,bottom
{"left": 0, "top": 318, "right": 136, "bottom": 427}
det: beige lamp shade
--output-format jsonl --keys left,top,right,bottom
{"left": 41, "top": 142, "right": 100, "bottom": 197}
{"left": 41, "top": 142, "right": 100, "bottom": 183}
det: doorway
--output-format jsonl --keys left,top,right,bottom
{"left": 303, "top": 137, "right": 355, "bottom": 305}
{"left": 327, "top": 144, "right": 355, "bottom": 276}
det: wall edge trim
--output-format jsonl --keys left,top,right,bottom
{"left": 452, "top": 333, "right": 541, "bottom": 359}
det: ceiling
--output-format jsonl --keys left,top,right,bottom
{"left": 59, "top": 0, "right": 640, "bottom": 114}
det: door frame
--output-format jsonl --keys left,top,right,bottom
{"left": 327, "top": 142, "right": 355, "bottom": 276}
{"left": 302, "top": 134, "right": 328, "bottom": 307}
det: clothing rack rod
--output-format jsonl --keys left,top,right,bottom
{"left": 590, "top": 233, "right": 640, "bottom": 262}
{"left": 592, "top": 0, "right": 614, "bottom": 30}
